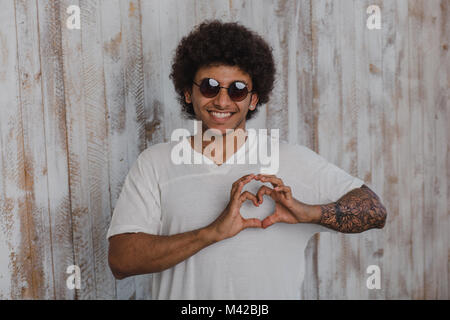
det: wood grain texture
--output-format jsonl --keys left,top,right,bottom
{"left": 118, "top": 0, "right": 150, "bottom": 300}
{"left": 79, "top": 0, "right": 115, "bottom": 299}
{"left": 36, "top": 0, "right": 76, "bottom": 299}
{"left": 0, "top": 0, "right": 32, "bottom": 299}
{"left": 60, "top": 0, "right": 97, "bottom": 300}
{"left": 0, "top": 0, "right": 448, "bottom": 299}
{"left": 14, "top": 0, "right": 55, "bottom": 299}
{"left": 419, "top": 0, "right": 448, "bottom": 299}
{"left": 439, "top": 0, "right": 450, "bottom": 299}
{"left": 100, "top": 0, "right": 135, "bottom": 300}
{"left": 313, "top": 0, "right": 353, "bottom": 298}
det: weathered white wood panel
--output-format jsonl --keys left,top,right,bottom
{"left": 60, "top": 0, "right": 97, "bottom": 299}
{"left": 117, "top": 0, "right": 150, "bottom": 300}
{"left": 36, "top": 0, "right": 76, "bottom": 300}
{"left": 0, "top": 0, "right": 448, "bottom": 299}
{"left": 100, "top": 0, "right": 135, "bottom": 300}
{"left": 0, "top": 0, "right": 31, "bottom": 299}
{"left": 418, "top": 0, "right": 448, "bottom": 299}
{"left": 14, "top": 0, "right": 55, "bottom": 299}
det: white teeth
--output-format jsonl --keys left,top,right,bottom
{"left": 211, "top": 112, "right": 232, "bottom": 118}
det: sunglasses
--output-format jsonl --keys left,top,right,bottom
{"left": 192, "top": 78, "right": 253, "bottom": 102}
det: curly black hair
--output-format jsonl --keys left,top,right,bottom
{"left": 170, "top": 20, "right": 276, "bottom": 121}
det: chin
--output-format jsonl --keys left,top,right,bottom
{"left": 204, "top": 125, "right": 233, "bottom": 135}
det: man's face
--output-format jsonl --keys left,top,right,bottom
{"left": 184, "top": 64, "right": 259, "bottom": 135}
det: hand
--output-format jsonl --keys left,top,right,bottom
{"left": 207, "top": 174, "right": 262, "bottom": 242}
{"left": 254, "top": 174, "right": 318, "bottom": 228}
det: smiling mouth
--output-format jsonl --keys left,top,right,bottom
{"left": 208, "top": 110, "right": 236, "bottom": 122}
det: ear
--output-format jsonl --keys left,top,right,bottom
{"left": 250, "top": 93, "right": 259, "bottom": 110}
{"left": 184, "top": 88, "right": 192, "bottom": 104}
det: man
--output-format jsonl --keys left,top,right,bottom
{"left": 107, "top": 20, "right": 387, "bottom": 299}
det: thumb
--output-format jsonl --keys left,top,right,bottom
{"left": 242, "top": 218, "right": 263, "bottom": 229}
{"left": 262, "top": 213, "right": 279, "bottom": 229}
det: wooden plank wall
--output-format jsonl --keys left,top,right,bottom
{"left": 0, "top": 0, "right": 448, "bottom": 299}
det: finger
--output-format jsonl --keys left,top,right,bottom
{"left": 256, "top": 174, "right": 284, "bottom": 188}
{"left": 237, "top": 173, "right": 256, "bottom": 184}
{"left": 232, "top": 181, "right": 246, "bottom": 201}
{"left": 239, "top": 191, "right": 259, "bottom": 206}
{"left": 231, "top": 174, "right": 255, "bottom": 198}
{"left": 233, "top": 178, "right": 255, "bottom": 201}
{"left": 274, "top": 185, "right": 292, "bottom": 200}
{"left": 262, "top": 213, "right": 279, "bottom": 229}
{"left": 233, "top": 173, "right": 256, "bottom": 189}
{"left": 256, "top": 185, "right": 273, "bottom": 203}
{"left": 242, "top": 218, "right": 263, "bottom": 229}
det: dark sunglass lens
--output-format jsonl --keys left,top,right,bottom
{"left": 229, "top": 81, "right": 248, "bottom": 101}
{"left": 200, "top": 78, "right": 219, "bottom": 98}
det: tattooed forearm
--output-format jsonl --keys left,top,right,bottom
{"left": 319, "top": 185, "right": 387, "bottom": 233}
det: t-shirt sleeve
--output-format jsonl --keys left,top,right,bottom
{"left": 296, "top": 145, "right": 365, "bottom": 234}
{"left": 106, "top": 150, "right": 162, "bottom": 239}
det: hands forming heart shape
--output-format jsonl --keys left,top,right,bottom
{"left": 207, "top": 173, "right": 315, "bottom": 242}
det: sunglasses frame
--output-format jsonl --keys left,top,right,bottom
{"left": 192, "top": 78, "right": 254, "bottom": 102}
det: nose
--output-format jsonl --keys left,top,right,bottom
{"left": 213, "top": 87, "right": 233, "bottom": 108}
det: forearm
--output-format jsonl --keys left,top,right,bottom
{"left": 108, "top": 226, "right": 217, "bottom": 279}
{"left": 316, "top": 184, "right": 387, "bottom": 233}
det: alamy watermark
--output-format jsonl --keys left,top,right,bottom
{"left": 366, "top": 5, "right": 381, "bottom": 30}
{"left": 366, "top": 264, "right": 381, "bottom": 289}
{"left": 66, "top": 265, "right": 81, "bottom": 290}
{"left": 170, "top": 120, "right": 280, "bottom": 174}
{"left": 66, "top": 5, "right": 81, "bottom": 30}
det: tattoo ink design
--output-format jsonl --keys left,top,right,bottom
{"left": 319, "top": 185, "right": 387, "bottom": 233}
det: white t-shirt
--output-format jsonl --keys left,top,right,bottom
{"left": 107, "top": 130, "right": 364, "bottom": 299}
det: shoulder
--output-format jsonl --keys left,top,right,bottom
{"left": 138, "top": 139, "right": 176, "bottom": 162}
{"left": 278, "top": 140, "right": 327, "bottom": 164}
{"left": 132, "top": 140, "right": 177, "bottom": 179}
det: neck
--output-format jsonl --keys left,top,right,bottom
{"left": 190, "top": 127, "right": 248, "bottom": 164}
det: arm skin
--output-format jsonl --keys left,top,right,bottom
{"left": 108, "top": 227, "right": 217, "bottom": 279}
{"left": 308, "top": 184, "right": 387, "bottom": 233}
